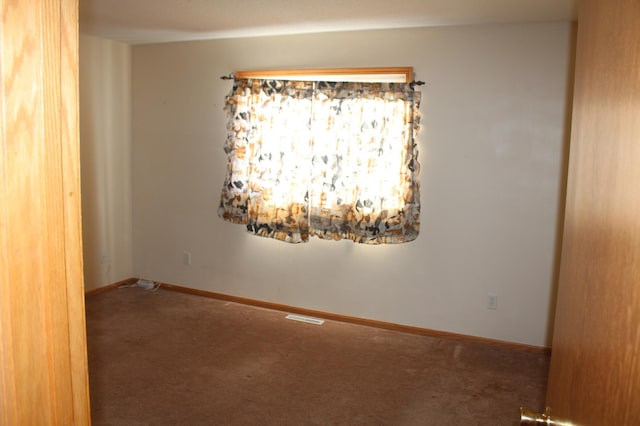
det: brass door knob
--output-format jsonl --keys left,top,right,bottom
{"left": 520, "top": 407, "right": 575, "bottom": 425}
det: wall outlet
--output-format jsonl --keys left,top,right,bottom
{"left": 487, "top": 294, "right": 498, "bottom": 310}
{"left": 99, "top": 254, "right": 109, "bottom": 265}
{"left": 183, "top": 251, "right": 192, "bottom": 266}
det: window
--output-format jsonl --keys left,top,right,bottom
{"left": 218, "top": 68, "right": 421, "bottom": 244}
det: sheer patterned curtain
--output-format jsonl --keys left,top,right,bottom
{"left": 218, "top": 78, "right": 421, "bottom": 244}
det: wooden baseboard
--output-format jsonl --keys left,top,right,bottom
{"left": 84, "top": 278, "right": 138, "bottom": 297}
{"left": 99, "top": 279, "right": 550, "bottom": 355}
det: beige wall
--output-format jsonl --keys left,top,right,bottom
{"left": 126, "top": 22, "right": 573, "bottom": 347}
{"left": 80, "top": 35, "right": 133, "bottom": 290}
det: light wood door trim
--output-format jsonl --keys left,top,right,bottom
{"left": 61, "top": 0, "right": 92, "bottom": 421}
{"left": 546, "top": 0, "right": 640, "bottom": 423}
{"left": 0, "top": 0, "right": 90, "bottom": 423}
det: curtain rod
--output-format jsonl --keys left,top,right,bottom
{"left": 220, "top": 74, "right": 425, "bottom": 87}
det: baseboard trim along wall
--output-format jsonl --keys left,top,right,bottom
{"left": 85, "top": 278, "right": 138, "bottom": 297}
{"left": 86, "top": 278, "right": 551, "bottom": 355}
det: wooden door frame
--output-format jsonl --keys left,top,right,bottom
{"left": 0, "top": 0, "right": 90, "bottom": 423}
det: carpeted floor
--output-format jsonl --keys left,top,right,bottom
{"left": 86, "top": 287, "right": 549, "bottom": 425}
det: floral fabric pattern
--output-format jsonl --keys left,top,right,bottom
{"left": 218, "top": 79, "right": 421, "bottom": 244}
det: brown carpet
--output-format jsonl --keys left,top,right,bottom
{"left": 86, "top": 287, "right": 549, "bottom": 425}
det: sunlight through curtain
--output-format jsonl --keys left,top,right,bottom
{"left": 218, "top": 79, "right": 421, "bottom": 244}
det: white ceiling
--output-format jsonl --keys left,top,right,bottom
{"left": 79, "top": 0, "right": 578, "bottom": 45}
